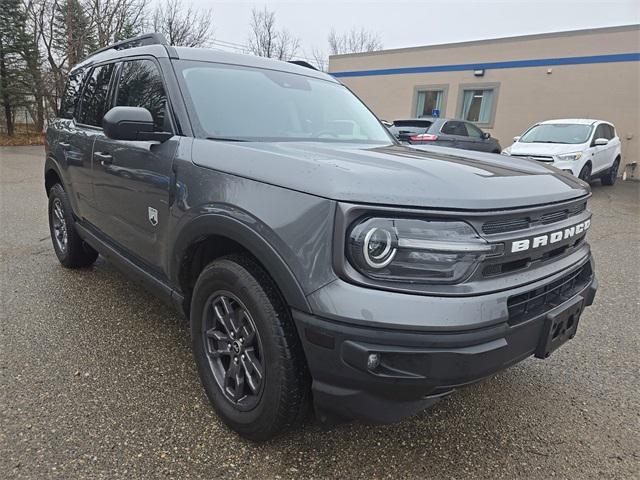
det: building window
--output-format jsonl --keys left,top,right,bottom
{"left": 413, "top": 85, "right": 448, "bottom": 118}
{"left": 457, "top": 83, "right": 499, "bottom": 127}
{"left": 416, "top": 90, "right": 443, "bottom": 117}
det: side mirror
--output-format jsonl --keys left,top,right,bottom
{"left": 513, "top": 136, "right": 521, "bottom": 143}
{"left": 482, "top": 132, "right": 491, "bottom": 139}
{"left": 103, "top": 106, "right": 172, "bottom": 142}
{"left": 593, "top": 138, "right": 609, "bottom": 146}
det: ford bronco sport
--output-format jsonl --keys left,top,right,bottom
{"left": 45, "top": 34, "right": 598, "bottom": 440}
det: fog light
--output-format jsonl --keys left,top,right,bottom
{"left": 367, "top": 353, "right": 380, "bottom": 370}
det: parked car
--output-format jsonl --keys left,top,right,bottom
{"left": 389, "top": 117, "right": 502, "bottom": 153}
{"left": 502, "top": 119, "right": 621, "bottom": 184}
{"left": 45, "top": 33, "right": 597, "bottom": 441}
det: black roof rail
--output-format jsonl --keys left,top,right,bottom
{"left": 87, "top": 33, "right": 169, "bottom": 59}
{"left": 288, "top": 60, "right": 318, "bottom": 71}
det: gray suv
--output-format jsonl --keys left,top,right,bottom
{"left": 45, "top": 34, "right": 598, "bottom": 440}
{"left": 389, "top": 117, "right": 502, "bottom": 152}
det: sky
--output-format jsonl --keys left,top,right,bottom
{"left": 176, "top": 0, "right": 639, "bottom": 62}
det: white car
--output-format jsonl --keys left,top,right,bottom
{"left": 502, "top": 119, "right": 621, "bottom": 185}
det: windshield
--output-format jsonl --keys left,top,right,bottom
{"left": 176, "top": 60, "right": 393, "bottom": 144}
{"left": 519, "top": 123, "right": 592, "bottom": 144}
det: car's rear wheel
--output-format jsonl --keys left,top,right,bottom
{"left": 190, "top": 255, "right": 310, "bottom": 440}
{"left": 48, "top": 183, "right": 98, "bottom": 268}
{"left": 578, "top": 163, "right": 592, "bottom": 183}
{"left": 601, "top": 158, "right": 620, "bottom": 186}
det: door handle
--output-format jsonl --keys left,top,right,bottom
{"left": 94, "top": 151, "right": 113, "bottom": 165}
{"left": 58, "top": 141, "right": 71, "bottom": 149}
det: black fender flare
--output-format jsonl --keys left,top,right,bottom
{"left": 170, "top": 213, "right": 311, "bottom": 313}
{"left": 44, "top": 156, "right": 64, "bottom": 194}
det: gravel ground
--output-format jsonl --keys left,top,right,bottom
{"left": 1, "top": 146, "right": 639, "bottom": 479}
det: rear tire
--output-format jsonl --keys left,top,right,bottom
{"left": 578, "top": 163, "right": 592, "bottom": 183}
{"left": 48, "top": 183, "right": 98, "bottom": 268}
{"left": 190, "top": 254, "right": 310, "bottom": 441}
{"left": 601, "top": 158, "right": 620, "bottom": 186}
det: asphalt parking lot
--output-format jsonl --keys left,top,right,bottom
{"left": 1, "top": 145, "right": 639, "bottom": 479}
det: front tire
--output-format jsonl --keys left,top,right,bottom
{"left": 190, "top": 255, "right": 310, "bottom": 441}
{"left": 601, "top": 158, "right": 620, "bottom": 186}
{"left": 578, "top": 163, "right": 592, "bottom": 183}
{"left": 48, "top": 183, "right": 98, "bottom": 268}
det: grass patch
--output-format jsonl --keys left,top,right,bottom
{"left": 0, "top": 123, "right": 44, "bottom": 146}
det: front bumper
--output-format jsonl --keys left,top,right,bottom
{"left": 294, "top": 256, "right": 597, "bottom": 424}
{"left": 551, "top": 158, "right": 583, "bottom": 176}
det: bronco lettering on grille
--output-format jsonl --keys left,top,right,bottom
{"left": 510, "top": 219, "right": 591, "bottom": 253}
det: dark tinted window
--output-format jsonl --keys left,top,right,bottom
{"left": 59, "top": 68, "right": 86, "bottom": 119}
{"left": 392, "top": 120, "right": 433, "bottom": 129}
{"left": 78, "top": 63, "right": 115, "bottom": 127}
{"left": 604, "top": 124, "right": 615, "bottom": 140}
{"left": 593, "top": 124, "right": 607, "bottom": 142}
{"left": 465, "top": 122, "right": 483, "bottom": 138}
{"left": 116, "top": 60, "right": 170, "bottom": 132}
{"left": 441, "top": 121, "right": 467, "bottom": 136}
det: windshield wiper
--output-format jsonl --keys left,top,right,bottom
{"left": 532, "top": 140, "right": 569, "bottom": 144}
{"left": 206, "top": 136, "right": 248, "bottom": 142}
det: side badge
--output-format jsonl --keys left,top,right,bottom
{"left": 148, "top": 207, "right": 158, "bottom": 226}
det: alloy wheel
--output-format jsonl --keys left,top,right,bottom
{"left": 579, "top": 164, "right": 591, "bottom": 182}
{"left": 202, "top": 292, "right": 265, "bottom": 410}
{"left": 610, "top": 161, "right": 619, "bottom": 181}
{"left": 51, "top": 198, "right": 68, "bottom": 253}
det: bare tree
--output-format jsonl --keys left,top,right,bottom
{"left": 328, "top": 27, "right": 382, "bottom": 55}
{"left": 85, "top": 0, "right": 147, "bottom": 47}
{"left": 310, "top": 46, "right": 327, "bottom": 72}
{"left": 247, "top": 6, "right": 299, "bottom": 61}
{"left": 152, "top": 0, "right": 214, "bottom": 47}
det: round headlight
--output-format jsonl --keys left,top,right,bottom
{"left": 363, "top": 227, "right": 397, "bottom": 268}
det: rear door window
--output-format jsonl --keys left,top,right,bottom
{"left": 441, "top": 121, "right": 467, "bottom": 136}
{"left": 78, "top": 63, "right": 115, "bottom": 127}
{"left": 59, "top": 68, "right": 87, "bottom": 119}
{"left": 115, "top": 59, "right": 171, "bottom": 132}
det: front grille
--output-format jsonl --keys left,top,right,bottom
{"left": 540, "top": 202, "right": 586, "bottom": 225}
{"left": 512, "top": 154, "right": 554, "bottom": 162}
{"left": 482, "top": 201, "right": 587, "bottom": 235}
{"left": 482, "top": 218, "right": 530, "bottom": 235}
{"left": 507, "top": 262, "right": 592, "bottom": 325}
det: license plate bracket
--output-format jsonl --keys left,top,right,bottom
{"left": 535, "top": 295, "right": 584, "bottom": 359}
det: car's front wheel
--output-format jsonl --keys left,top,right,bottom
{"left": 190, "top": 255, "right": 310, "bottom": 440}
{"left": 48, "top": 183, "right": 98, "bottom": 268}
{"left": 578, "top": 163, "right": 592, "bottom": 183}
{"left": 601, "top": 158, "right": 620, "bottom": 186}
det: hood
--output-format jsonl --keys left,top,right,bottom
{"left": 507, "top": 141, "right": 586, "bottom": 157}
{"left": 191, "top": 140, "right": 589, "bottom": 210}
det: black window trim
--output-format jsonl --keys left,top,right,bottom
{"left": 112, "top": 55, "right": 177, "bottom": 135}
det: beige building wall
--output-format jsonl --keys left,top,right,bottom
{"left": 329, "top": 25, "right": 640, "bottom": 177}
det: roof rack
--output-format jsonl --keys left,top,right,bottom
{"left": 288, "top": 60, "right": 318, "bottom": 71}
{"left": 87, "top": 33, "right": 169, "bottom": 59}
